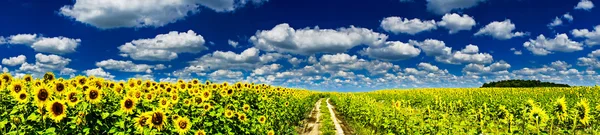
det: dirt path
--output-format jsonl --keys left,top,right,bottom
{"left": 300, "top": 99, "right": 322, "bottom": 135}
{"left": 326, "top": 98, "right": 345, "bottom": 135}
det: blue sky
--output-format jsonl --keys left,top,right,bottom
{"left": 1, "top": 0, "right": 599, "bottom": 91}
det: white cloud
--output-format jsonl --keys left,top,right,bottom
{"left": 410, "top": 39, "right": 492, "bottom": 64}
{"left": 228, "top": 39, "right": 239, "bottom": 48}
{"left": 249, "top": 23, "right": 388, "bottom": 55}
{"left": 588, "top": 49, "right": 600, "bottom": 57}
{"left": 2, "top": 55, "right": 26, "bottom": 66}
{"left": 575, "top": 0, "right": 594, "bottom": 11}
{"left": 362, "top": 41, "right": 421, "bottom": 61}
{"left": 8, "top": 34, "right": 37, "bottom": 44}
{"left": 475, "top": 19, "right": 526, "bottom": 40}
{"left": 462, "top": 61, "right": 511, "bottom": 75}
{"left": 84, "top": 68, "right": 115, "bottom": 79}
{"left": 209, "top": 69, "right": 244, "bottom": 80}
{"left": 4, "top": 34, "right": 81, "bottom": 54}
{"left": 510, "top": 48, "right": 522, "bottom": 55}
{"left": 426, "top": 0, "right": 487, "bottom": 14}
{"left": 438, "top": 13, "right": 476, "bottom": 34}
{"left": 59, "top": 0, "right": 269, "bottom": 29}
{"left": 523, "top": 34, "right": 583, "bottom": 55}
{"left": 380, "top": 17, "right": 437, "bottom": 35}
{"left": 31, "top": 37, "right": 81, "bottom": 54}
{"left": 0, "top": 36, "right": 5, "bottom": 44}
{"left": 251, "top": 64, "right": 282, "bottom": 76}
{"left": 17, "top": 53, "right": 75, "bottom": 77}
{"left": 288, "top": 57, "right": 304, "bottom": 66}
{"left": 563, "top": 13, "right": 574, "bottom": 21}
{"left": 548, "top": 13, "right": 574, "bottom": 28}
{"left": 577, "top": 50, "right": 600, "bottom": 70}
{"left": 96, "top": 59, "right": 165, "bottom": 73}
{"left": 551, "top": 60, "right": 571, "bottom": 70}
{"left": 118, "top": 30, "right": 207, "bottom": 61}
{"left": 418, "top": 62, "right": 439, "bottom": 72}
{"left": 572, "top": 25, "right": 600, "bottom": 46}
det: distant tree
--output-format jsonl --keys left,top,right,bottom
{"left": 481, "top": 79, "right": 570, "bottom": 88}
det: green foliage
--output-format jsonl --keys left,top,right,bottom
{"left": 482, "top": 79, "right": 570, "bottom": 88}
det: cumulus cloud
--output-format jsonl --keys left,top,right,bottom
{"left": 251, "top": 64, "right": 282, "bottom": 76}
{"left": 438, "top": 13, "right": 476, "bottom": 34}
{"left": 16, "top": 53, "right": 76, "bottom": 77}
{"left": 410, "top": 39, "right": 492, "bottom": 64}
{"left": 228, "top": 39, "right": 239, "bottom": 48}
{"left": 59, "top": 0, "right": 269, "bottom": 29}
{"left": 2, "top": 55, "right": 26, "bottom": 66}
{"left": 3, "top": 34, "right": 81, "bottom": 54}
{"left": 548, "top": 13, "right": 574, "bottom": 28}
{"left": 426, "top": 0, "right": 487, "bottom": 15}
{"left": 462, "top": 61, "right": 511, "bottom": 76}
{"left": 418, "top": 62, "right": 439, "bottom": 72}
{"left": 510, "top": 48, "right": 522, "bottom": 55}
{"left": 118, "top": 30, "right": 207, "bottom": 61}
{"left": 577, "top": 49, "right": 600, "bottom": 70}
{"left": 380, "top": 17, "right": 437, "bottom": 35}
{"left": 475, "top": 19, "right": 526, "bottom": 40}
{"left": 362, "top": 41, "right": 421, "bottom": 61}
{"left": 523, "top": 34, "right": 583, "bottom": 55}
{"left": 571, "top": 25, "right": 600, "bottom": 46}
{"left": 96, "top": 59, "right": 166, "bottom": 73}
{"left": 574, "top": 0, "right": 594, "bottom": 11}
{"left": 249, "top": 23, "right": 388, "bottom": 55}
{"left": 209, "top": 69, "right": 244, "bottom": 80}
{"left": 84, "top": 68, "right": 115, "bottom": 79}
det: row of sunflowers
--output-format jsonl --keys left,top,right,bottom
{"left": 0, "top": 72, "right": 320, "bottom": 135}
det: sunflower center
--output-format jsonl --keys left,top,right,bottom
{"left": 25, "top": 77, "right": 31, "bottom": 82}
{"left": 166, "top": 88, "right": 172, "bottom": 92}
{"left": 19, "top": 93, "right": 27, "bottom": 100}
{"left": 38, "top": 89, "right": 49, "bottom": 101}
{"left": 172, "top": 95, "right": 178, "bottom": 100}
{"left": 139, "top": 116, "right": 148, "bottom": 126}
{"left": 79, "top": 79, "right": 86, "bottom": 85}
{"left": 125, "top": 99, "right": 134, "bottom": 109}
{"left": 260, "top": 117, "right": 265, "bottom": 122}
{"left": 161, "top": 100, "right": 167, "bottom": 105}
{"left": 203, "top": 92, "right": 209, "bottom": 98}
{"left": 227, "top": 89, "right": 233, "bottom": 95}
{"left": 14, "top": 85, "right": 22, "bottom": 93}
{"left": 56, "top": 83, "right": 65, "bottom": 92}
{"left": 51, "top": 102, "right": 64, "bottom": 115}
{"left": 82, "top": 86, "right": 89, "bottom": 91}
{"left": 204, "top": 105, "right": 210, "bottom": 110}
{"left": 152, "top": 113, "right": 164, "bottom": 125}
{"left": 69, "top": 93, "right": 78, "bottom": 102}
{"left": 89, "top": 90, "right": 99, "bottom": 99}
{"left": 178, "top": 121, "right": 188, "bottom": 129}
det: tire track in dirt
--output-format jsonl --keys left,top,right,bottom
{"left": 300, "top": 99, "right": 322, "bottom": 135}
{"left": 326, "top": 98, "right": 345, "bottom": 135}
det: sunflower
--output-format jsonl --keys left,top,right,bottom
{"left": 76, "top": 76, "right": 87, "bottom": 86}
{"left": 224, "top": 109, "right": 234, "bottom": 118}
{"left": 170, "top": 94, "right": 179, "bottom": 104}
{"left": 237, "top": 112, "right": 248, "bottom": 122}
{"left": 113, "top": 85, "right": 124, "bottom": 95}
{"left": 33, "top": 85, "right": 53, "bottom": 107}
{"left": 528, "top": 106, "right": 548, "bottom": 125}
{"left": 284, "top": 102, "right": 289, "bottom": 107}
{"left": 575, "top": 98, "right": 591, "bottom": 126}
{"left": 23, "top": 74, "right": 33, "bottom": 83}
{"left": 203, "top": 103, "right": 212, "bottom": 111}
{"left": 85, "top": 87, "right": 103, "bottom": 104}
{"left": 267, "top": 130, "right": 275, "bottom": 135}
{"left": 46, "top": 100, "right": 67, "bottom": 123}
{"left": 16, "top": 92, "right": 29, "bottom": 104}
{"left": 159, "top": 98, "right": 170, "bottom": 108}
{"left": 147, "top": 110, "right": 167, "bottom": 131}
{"left": 9, "top": 80, "right": 25, "bottom": 95}
{"left": 66, "top": 90, "right": 81, "bottom": 107}
{"left": 195, "top": 130, "right": 207, "bottom": 135}
{"left": 554, "top": 97, "right": 568, "bottom": 122}
{"left": 121, "top": 97, "right": 137, "bottom": 114}
{"left": 134, "top": 112, "right": 151, "bottom": 132}
{"left": 53, "top": 81, "right": 67, "bottom": 95}
{"left": 183, "top": 99, "right": 191, "bottom": 106}
{"left": 201, "top": 90, "right": 211, "bottom": 101}
{"left": 254, "top": 115, "right": 267, "bottom": 125}
{"left": 1, "top": 72, "right": 13, "bottom": 83}
{"left": 145, "top": 93, "right": 155, "bottom": 101}
{"left": 191, "top": 79, "right": 199, "bottom": 85}
{"left": 43, "top": 72, "right": 55, "bottom": 82}
{"left": 174, "top": 117, "right": 192, "bottom": 135}
{"left": 242, "top": 104, "right": 250, "bottom": 112}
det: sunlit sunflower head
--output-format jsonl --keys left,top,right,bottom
{"left": 46, "top": 100, "right": 67, "bottom": 123}
{"left": 183, "top": 99, "right": 191, "bottom": 106}
{"left": 575, "top": 98, "right": 591, "bottom": 126}
{"left": 528, "top": 106, "right": 548, "bottom": 124}
{"left": 53, "top": 81, "right": 67, "bottom": 94}
{"left": 224, "top": 109, "right": 234, "bottom": 118}
{"left": 191, "top": 79, "right": 199, "bottom": 85}
{"left": 174, "top": 117, "right": 192, "bottom": 135}
{"left": 201, "top": 90, "right": 211, "bottom": 101}
{"left": 203, "top": 103, "right": 212, "bottom": 111}
{"left": 284, "top": 102, "right": 289, "bottom": 107}
{"left": 195, "top": 130, "right": 207, "bottom": 135}
{"left": 267, "top": 130, "right": 275, "bottom": 135}
{"left": 33, "top": 84, "right": 53, "bottom": 106}
{"left": 258, "top": 115, "right": 266, "bottom": 124}
{"left": 121, "top": 97, "right": 137, "bottom": 114}
{"left": 16, "top": 92, "right": 29, "bottom": 104}
{"left": 242, "top": 104, "right": 250, "bottom": 112}
{"left": 134, "top": 112, "right": 151, "bottom": 132}
{"left": 113, "top": 85, "right": 124, "bottom": 95}
{"left": 91, "top": 79, "right": 104, "bottom": 90}
{"left": 1, "top": 72, "right": 12, "bottom": 84}
{"left": 9, "top": 80, "right": 25, "bottom": 95}
{"left": 170, "top": 94, "right": 179, "bottom": 104}
{"left": 145, "top": 93, "right": 155, "bottom": 101}
{"left": 85, "top": 87, "right": 103, "bottom": 104}
{"left": 159, "top": 98, "right": 170, "bottom": 108}
{"left": 23, "top": 74, "right": 33, "bottom": 83}
{"left": 147, "top": 110, "right": 167, "bottom": 131}
{"left": 127, "top": 79, "right": 137, "bottom": 89}
{"left": 237, "top": 112, "right": 248, "bottom": 122}
{"left": 76, "top": 76, "right": 87, "bottom": 86}
{"left": 193, "top": 97, "right": 204, "bottom": 105}
{"left": 43, "top": 72, "right": 55, "bottom": 82}
{"left": 66, "top": 90, "right": 81, "bottom": 107}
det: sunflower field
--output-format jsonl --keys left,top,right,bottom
{"left": 0, "top": 72, "right": 319, "bottom": 135}
{"left": 329, "top": 87, "right": 600, "bottom": 134}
